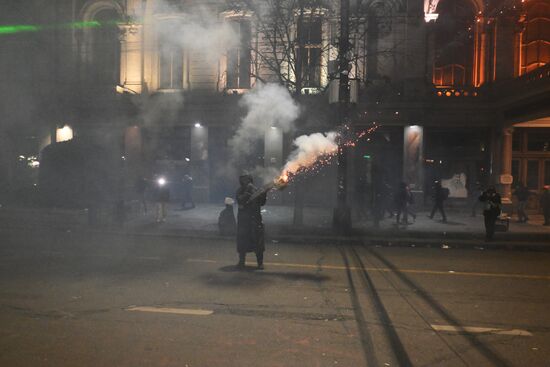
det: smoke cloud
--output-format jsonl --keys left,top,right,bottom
{"left": 154, "top": 2, "right": 239, "bottom": 63}
{"left": 282, "top": 131, "right": 339, "bottom": 177}
{"left": 229, "top": 82, "right": 300, "bottom": 160}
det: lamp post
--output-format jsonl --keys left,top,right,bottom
{"left": 332, "top": 0, "right": 352, "bottom": 234}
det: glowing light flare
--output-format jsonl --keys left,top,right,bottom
{"left": 0, "top": 25, "right": 40, "bottom": 35}
{"left": 0, "top": 20, "right": 112, "bottom": 36}
{"left": 56, "top": 125, "right": 73, "bottom": 142}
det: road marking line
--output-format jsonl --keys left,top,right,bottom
{"left": 188, "top": 259, "right": 218, "bottom": 263}
{"left": 431, "top": 324, "right": 533, "bottom": 336}
{"left": 186, "top": 259, "right": 550, "bottom": 280}
{"left": 135, "top": 256, "right": 162, "bottom": 261}
{"left": 126, "top": 306, "right": 213, "bottom": 316}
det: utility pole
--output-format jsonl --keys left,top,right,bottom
{"left": 332, "top": 0, "right": 352, "bottom": 234}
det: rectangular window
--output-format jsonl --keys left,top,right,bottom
{"left": 527, "top": 160, "right": 540, "bottom": 189}
{"left": 227, "top": 20, "right": 251, "bottom": 89}
{"left": 527, "top": 129, "right": 550, "bottom": 151}
{"left": 545, "top": 160, "right": 550, "bottom": 186}
{"left": 512, "top": 159, "right": 520, "bottom": 186}
{"left": 297, "top": 18, "right": 322, "bottom": 88}
{"left": 512, "top": 130, "right": 522, "bottom": 151}
{"left": 298, "top": 47, "right": 321, "bottom": 87}
{"left": 159, "top": 41, "right": 183, "bottom": 89}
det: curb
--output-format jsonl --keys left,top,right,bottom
{"left": 1, "top": 221, "right": 549, "bottom": 252}
{"left": 92, "top": 228, "right": 550, "bottom": 252}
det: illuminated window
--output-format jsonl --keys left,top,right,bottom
{"left": 521, "top": 0, "right": 550, "bottom": 74}
{"left": 297, "top": 18, "right": 322, "bottom": 88}
{"left": 432, "top": 0, "right": 475, "bottom": 87}
{"left": 227, "top": 20, "right": 251, "bottom": 89}
{"left": 159, "top": 36, "right": 184, "bottom": 89}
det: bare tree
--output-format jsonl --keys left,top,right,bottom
{"left": 223, "top": 0, "right": 403, "bottom": 224}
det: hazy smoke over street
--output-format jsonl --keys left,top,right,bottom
{"left": 228, "top": 82, "right": 300, "bottom": 163}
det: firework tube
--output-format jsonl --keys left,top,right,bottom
{"left": 246, "top": 176, "right": 288, "bottom": 204}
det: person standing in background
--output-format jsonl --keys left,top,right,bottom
{"left": 155, "top": 176, "right": 170, "bottom": 223}
{"left": 181, "top": 174, "right": 195, "bottom": 210}
{"left": 429, "top": 181, "right": 449, "bottom": 223}
{"left": 540, "top": 185, "right": 550, "bottom": 226}
{"left": 218, "top": 197, "right": 237, "bottom": 236}
{"left": 513, "top": 183, "right": 530, "bottom": 223}
{"left": 479, "top": 186, "right": 502, "bottom": 241}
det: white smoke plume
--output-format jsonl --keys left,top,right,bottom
{"left": 154, "top": 2, "right": 239, "bottom": 62}
{"left": 229, "top": 82, "right": 300, "bottom": 159}
{"left": 281, "top": 131, "right": 339, "bottom": 179}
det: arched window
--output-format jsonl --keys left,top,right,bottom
{"left": 90, "top": 9, "right": 121, "bottom": 86}
{"left": 521, "top": 0, "right": 550, "bottom": 74}
{"left": 432, "top": 0, "right": 476, "bottom": 87}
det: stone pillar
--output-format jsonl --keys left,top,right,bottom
{"left": 191, "top": 124, "right": 209, "bottom": 202}
{"left": 499, "top": 127, "right": 514, "bottom": 204}
{"left": 264, "top": 127, "right": 283, "bottom": 168}
{"left": 124, "top": 126, "right": 142, "bottom": 167}
{"left": 118, "top": 24, "right": 144, "bottom": 93}
{"left": 265, "top": 127, "right": 284, "bottom": 205}
{"left": 403, "top": 125, "right": 424, "bottom": 191}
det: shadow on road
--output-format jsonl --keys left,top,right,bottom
{"left": 197, "top": 267, "right": 330, "bottom": 288}
{"left": 362, "top": 245, "right": 511, "bottom": 367}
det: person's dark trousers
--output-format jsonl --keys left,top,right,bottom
{"left": 396, "top": 205, "right": 407, "bottom": 224}
{"left": 238, "top": 252, "right": 246, "bottom": 267}
{"left": 484, "top": 215, "right": 496, "bottom": 240}
{"left": 517, "top": 200, "right": 528, "bottom": 222}
{"left": 544, "top": 209, "right": 550, "bottom": 225}
{"left": 255, "top": 251, "right": 264, "bottom": 266}
{"left": 430, "top": 202, "right": 447, "bottom": 221}
{"left": 372, "top": 203, "right": 383, "bottom": 228}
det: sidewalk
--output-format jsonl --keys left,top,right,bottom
{"left": 1, "top": 203, "right": 549, "bottom": 248}
{"left": 120, "top": 203, "right": 550, "bottom": 248}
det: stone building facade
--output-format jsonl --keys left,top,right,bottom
{"left": 0, "top": 0, "right": 549, "bottom": 211}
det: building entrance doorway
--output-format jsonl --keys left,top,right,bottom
{"left": 511, "top": 118, "right": 550, "bottom": 210}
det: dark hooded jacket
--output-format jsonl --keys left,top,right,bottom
{"left": 236, "top": 183, "right": 267, "bottom": 253}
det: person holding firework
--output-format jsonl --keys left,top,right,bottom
{"left": 235, "top": 171, "right": 267, "bottom": 270}
{"left": 235, "top": 171, "right": 287, "bottom": 270}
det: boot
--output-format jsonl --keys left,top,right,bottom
{"left": 256, "top": 251, "right": 264, "bottom": 270}
{"left": 236, "top": 253, "right": 246, "bottom": 269}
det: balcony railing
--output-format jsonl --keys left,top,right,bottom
{"left": 489, "top": 63, "right": 550, "bottom": 100}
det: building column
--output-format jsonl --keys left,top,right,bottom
{"left": 499, "top": 127, "right": 514, "bottom": 204}
{"left": 191, "top": 123, "right": 209, "bottom": 202}
{"left": 403, "top": 125, "right": 424, "bottom": 191}
{"left": 118, "top": 24, "right": 144, "bottom": 93}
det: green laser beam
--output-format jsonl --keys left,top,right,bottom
{"left": 0, "top": 20, "right": 119, "bottom": 35}
{"left": 0, "top": 25, "right": 41, "bottom": 35}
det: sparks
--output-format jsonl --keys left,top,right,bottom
{"left": 273, "top": 123, "right": 379, "bottom": 186}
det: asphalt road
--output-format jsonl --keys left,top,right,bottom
{"left": 1, "top": 228, "right": 549, "bottom": 367}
